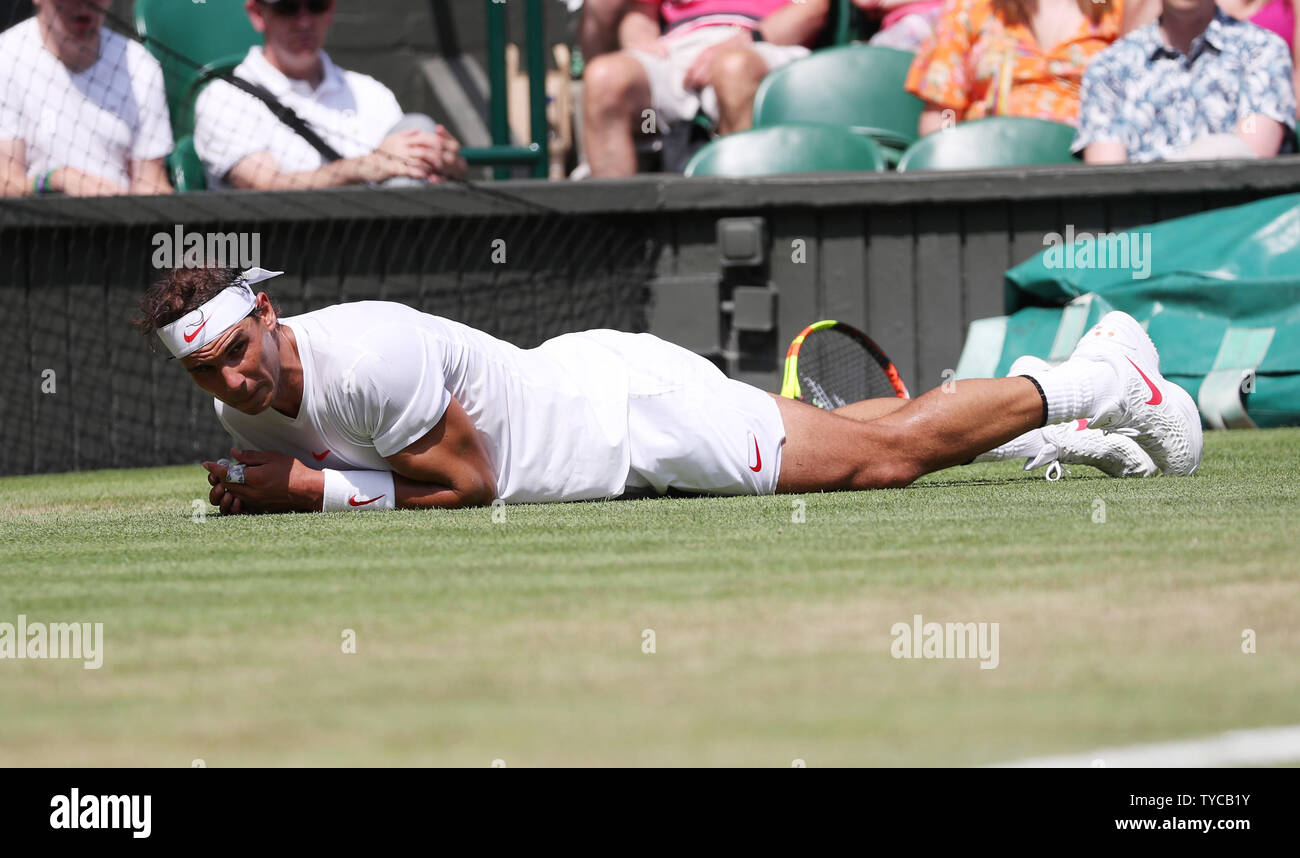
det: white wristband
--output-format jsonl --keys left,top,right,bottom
{"left": 321, "top": 469, "right": 396, "bottom": 512}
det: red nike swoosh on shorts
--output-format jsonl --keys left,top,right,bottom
{"left": 183, "top": 319, "right": 209, "bottom": 343}
{"left": 312, "top": 449, "right": 330, "bottom": 461}
{"left": 348, "top": 494, "right": 385, "bottom": 507}
{"left": 1126, "top": 357, "right": 1163, "bottom": 405}
{"left": 749, "top": 436, "right": 762, "bottom": 473}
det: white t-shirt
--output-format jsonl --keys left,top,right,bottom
{"left": 194, "top": 46, "right": 404, "bottom": 189}
{"left": 0, "top": 19, "right": 172, "bottom": 187}
{"left": 215, "top": 302, "right": 633, "bottom": 504}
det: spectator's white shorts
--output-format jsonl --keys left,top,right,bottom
{"left": 611, "top": 333, "right": 787, "bottom": 497}
{"left": 628, "top": 26, "right": 809, "bottom": 131}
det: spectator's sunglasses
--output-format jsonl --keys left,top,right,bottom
{"left": 263, "top": 0, "right": 334, "bottom": 16}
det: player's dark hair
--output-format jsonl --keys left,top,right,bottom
{"left": 132, "top": 267, "right": 278, "bottom": 340}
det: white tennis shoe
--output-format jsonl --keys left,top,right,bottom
{"left": 1063, "top": 311, "right": 1204, "bottom": 476}
{"left": 1008, "top": 356, "right": 1156, "bottom": 478}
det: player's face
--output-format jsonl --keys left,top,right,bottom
{"left": 35, "top": 0, "right": 109, "bottom": 42}
{"left": 181, "top": 314, "right": 283, "bottom": 415}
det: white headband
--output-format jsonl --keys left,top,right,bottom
{"left": 157, "top": 268, "right": 284, "bottom": 358}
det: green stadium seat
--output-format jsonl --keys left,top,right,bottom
{"left": 895, "top": 117, "right": 1080, "bottom": 172}
{"left": 134, "top": 0, "right": 261, "bottom": 139}
{"left": 167, "top": 135, "right": 206, "bottom": 193}
{"left": 752, "top": 45, "right": 923, "bottom": 161}
{"left": 683, "top": 123, "right": 887, "bottom": 177}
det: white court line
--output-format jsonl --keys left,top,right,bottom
{"left": 996, "top": 725, "right": 1300, "bottom": 768}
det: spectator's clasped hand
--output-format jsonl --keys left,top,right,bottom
{"left": 364, "top": 126, "right": 467, "bottom": 184}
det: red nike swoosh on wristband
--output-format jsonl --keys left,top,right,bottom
{"left": 748, "top": 434, "right": 762, "bottom": 473}
{"left": 183, "top": 319, "right": 209, "bottom": 343}
{"left": 312, "top": 449, "right": 330, "bottom": 461}
{"left": 1126, "top": 357, "right": 1163, "bottom": 405}
{"left": 348, "top": 494, "right": 385, "bottom": 507}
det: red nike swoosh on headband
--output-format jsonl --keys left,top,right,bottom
{"left": 312, "top": 449, "right": 330, "bottom": 461}
{"left": 749, "top": 436, "right": 762, "bottom": 473}
{"left": 183, "top": 319, "right": 209, "bottom": 343}
{"left": 348, "top": 494, "right": 385, "bottom": 507}
{"left": 1126, "top": 357, "right": 1163, "bottom": 405}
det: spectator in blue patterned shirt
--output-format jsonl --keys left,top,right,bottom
{"left": 1074, "top": 0, "right": 1296, "bottom": 163}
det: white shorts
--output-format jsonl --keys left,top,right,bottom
{"left": 601, "top": 332, "right": 786, "bottom": 497}
{"left": 628, "top": 26, "right": 809, "bottom": 131}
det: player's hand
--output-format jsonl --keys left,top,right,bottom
{"left": 204, "top": 449, "right": 325, "bottom": 514}
{"left": 201, "top": 458, "right": 247, "bottom": 516}
{"left": 682, "top": 30, "right": 754, "bottom": 90}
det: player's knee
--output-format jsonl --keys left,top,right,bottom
{"left": 850, "top": 427, "right": 923, "bottom": 490}
{"left": 864, "top": 460, "right": 921, "bottom": 490}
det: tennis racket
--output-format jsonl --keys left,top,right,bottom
{"left": 780, "top": 320, "right": 909, "bottom": 409}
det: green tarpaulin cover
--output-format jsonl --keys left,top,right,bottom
{"left": 955, "top": 193, "right": 1300, "bottom": 428}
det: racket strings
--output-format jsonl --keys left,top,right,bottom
{"left": 798, "top": 329, "right": 899, "bottom": 408}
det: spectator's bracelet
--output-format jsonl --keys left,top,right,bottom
{"left": 321, "top": 469, "right": 396, "bottom": 512}
{"left": 33, "top": 170, "right": 54, "bottom": 195}
{"left": 751, "top": 27, "right": 764, "bottom": 42}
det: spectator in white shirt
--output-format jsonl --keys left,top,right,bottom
{"left": 0, "top": 0, "right": 173, "bottom": 197}
{"left": 195, "top": 0, "right": 466, "bottom": 191}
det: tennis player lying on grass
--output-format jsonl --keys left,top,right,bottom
{"left": 134, "top": 267, "right": 1203, "bottom": 515}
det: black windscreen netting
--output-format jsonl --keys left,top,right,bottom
{"left": 0, "top": 0, "right": 656, "bottom": 476}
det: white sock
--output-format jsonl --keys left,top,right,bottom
{"left": 975, "top": 428, "right": 1045, "bottom": 463}
{"left": 1021, "top": 360, "right": 1118, "bottom": 425}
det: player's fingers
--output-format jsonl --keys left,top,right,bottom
{"left": 231, "top": 497, "right": 244, "bottom": 516}
{"left": 209, "top": 484, "right": 227, "bottom": 506}
{"left": 221, "top": 482, "right": 253, "bottom": 501}
{"left": 219, "top": 492, "right": 237, "bottom": 515}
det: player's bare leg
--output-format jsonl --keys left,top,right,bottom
{"left": 773, "top": 378, "right": 1045, "bottom": 492}
{"left": 832, "top": 398, "right": 909, "bottom": 422}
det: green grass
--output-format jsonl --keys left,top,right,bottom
{"left": 2, "top": 429, "right": 1298, "bottom": 767}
